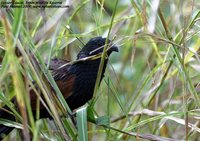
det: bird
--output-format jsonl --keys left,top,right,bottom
{"left": 0, "top": 36, "right": 118, "bottom": 140}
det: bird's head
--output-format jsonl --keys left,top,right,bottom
{"left": 77, "top": 36, "right": 118, "bottom": 59}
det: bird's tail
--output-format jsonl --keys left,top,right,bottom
{"left": 0, "top": 106, "right": 15, "bottom": 140}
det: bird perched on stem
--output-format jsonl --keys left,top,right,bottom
{"left": 0, "top": 36, "right": 118, "bottom": 140}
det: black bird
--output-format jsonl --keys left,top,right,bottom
{"left": 0, "top": 36, "right": 118, "bottom": 140}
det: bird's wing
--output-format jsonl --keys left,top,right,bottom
{"left": 49, "top": 58, "right": 73, "bottom": 81}
{"left": 48, "top": 58, "right": 70, "bottom": 70}
{"left": 49, "top": 58, "right": 77, "bottom": 110}
{"left": 30, "top": 58, "right": 76, "bottom": 112}
{"left": 49, "top": 58, "right": 76, "bottom": 99}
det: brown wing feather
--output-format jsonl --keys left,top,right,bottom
{"left": 48, "top": 58, "right": 70, "bottom": 70}
{"left": 50, "top": 58, "right": 76, "bottom": 101}
{"left": 30, "top": 58, "right": 75, "bottom": 111}
{"left": 55, "top": 75, "right": 75, "bottom": 99}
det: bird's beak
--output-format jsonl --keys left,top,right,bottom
{"left": 109, "top": 45, "right": 118, "bottom": 52}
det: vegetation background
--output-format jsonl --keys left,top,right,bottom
{"left": 0, "top": 0, "right": 200, "bottom": 140}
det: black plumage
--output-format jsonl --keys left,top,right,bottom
{"left": 0, "top": 36, "right": 118, "bottom": 140}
